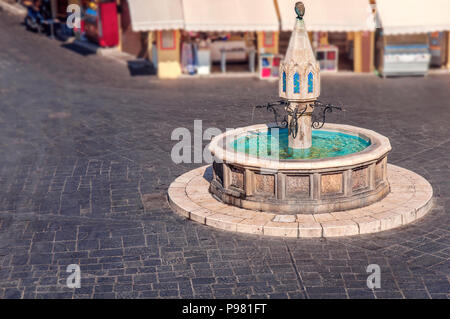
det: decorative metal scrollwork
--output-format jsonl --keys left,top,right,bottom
{"left": 312, "top": 100, "right": 343, "bottom": 129}
{"left": 254, "top": 100, "right": 343, "bottom": 137}
{"left": 254, "top": 100, "right": 289, "bottom": 128}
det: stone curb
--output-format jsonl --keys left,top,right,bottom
{"left": 167, "top": 164, "right": 433, "bottom": 238}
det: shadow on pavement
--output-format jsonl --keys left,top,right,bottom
{"left": 127, "top": 59, "right": 156, "bottom": 76}
{"left": 61, "top": 42, "right": 95, "bottom": 56}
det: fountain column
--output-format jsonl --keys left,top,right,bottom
{"left": 287, "top": 102, "right": 313, "bottom": 149}
{"left": 279, "top": 2, "right": 321, "bottom": 150}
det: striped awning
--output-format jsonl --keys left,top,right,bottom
{"left": 182, "top": 0, "right": 279, "bottom": 32}
{"left": 127, "top": 0, "right": 184, "bottom": 31}
{"left": 376, "top": 0, "right": 450, "bottom": 35}
{"left": 277, "top": 0, "right": 375, "bottom": 32}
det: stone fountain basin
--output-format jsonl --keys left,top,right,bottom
{"left": 208, "top": 123, "right": 392, "bottom": 214}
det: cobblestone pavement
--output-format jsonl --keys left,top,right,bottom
{"left": 0, "top": 12, "right": 449, "bottom": 299}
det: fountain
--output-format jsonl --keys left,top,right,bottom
{"left": 168, "top": 2, "right": 433, "bottom": 237}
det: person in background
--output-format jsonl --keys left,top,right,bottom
{"left": 23, "top": 0, "right": 41, "bottom": 11}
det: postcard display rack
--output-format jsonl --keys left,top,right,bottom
{"left": 259, "top": 54, "right": 283, "bottom": 79}
{"left": 316, "top": 45, "right": 338, "bottom": 72}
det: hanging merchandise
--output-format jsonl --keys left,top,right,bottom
{"left": 181, "top": 42, "right": 191, "bottom": 73}
{"left": 84, "top": 0, "right": 118, "bottom": 47}
{"left": 192, "top": 42, "right": 199, "bottom": 71}
{"left": 181, "top": 42, "right": 197, "bottom": 75}
{"left": 187, "top": 43, "right": 195, "bottom": 75}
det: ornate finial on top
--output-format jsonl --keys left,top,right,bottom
{"left": 295, "top": 2, "right": 305, "bottom": 20}
{"left": 279, "top": 0, "right": 320, "bottom": 102}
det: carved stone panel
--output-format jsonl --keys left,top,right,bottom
{"left": 230, "top": 165, "right": 244, "bottom": 190}
{"left": 321, "top": 173, "right": 343, "bottom": 195}
{"left": 254, "top": 173, "right": 275, "bottom": 196}
{"left": 352, "top": 167, "right": 368, "bottom": 191}
{"left": 286, "top": 175, "right": 310, "bottom": 198}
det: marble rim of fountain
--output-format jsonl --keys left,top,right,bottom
{"left": 208, "top": 123, "right": 391, "bottom": 170}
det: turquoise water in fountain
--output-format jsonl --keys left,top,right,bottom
{"left": 231, "top": 128, "right": 370, "bottom": 160}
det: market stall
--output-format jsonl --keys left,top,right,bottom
{"left": 376, "top": 0, "right": 450, "bottom": 76}
{"left": 181, "top": 0, "right": 279, "bottom": 75}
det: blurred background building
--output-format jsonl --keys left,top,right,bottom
{"left": 36, "top": 0, "right": 450, "bottom": 78}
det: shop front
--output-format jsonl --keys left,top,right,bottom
{"left": 181, "top": 0, "right": 279, "bottom": 78}
{"left": 277, "top": 0, "right": 375, "bottom": 73}
{"left": 178, "top": 31, "right": 256, "bottom": 75}
{"left": 125, "top": 0, "right": 279, "bottom": 79}
{"left": 126, "top": 0, "right": 184, "bottom": 78}
{"left": 376, "top": 0, "right": 450, "bottom": 77}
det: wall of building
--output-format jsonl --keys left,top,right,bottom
{"left": 257, "top": 31, "right": 279, "bottom": 54}
{"left": 120, "top": 0, "right": 148, "bottom": 58}
{"left": 354, "top": 31, "right": 375, "bottom": 73}
{"left": 447, "top": 31, "right": 450, "bottom": 69}
{"left": 156, "top": 30, "right": 182, "bottom": 78}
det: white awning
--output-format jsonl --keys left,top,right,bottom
{"left": 376, "top": 0, "right": 450, "bottom": 35}
{"left": 127, "top": 0, "right": 184, "bottom": 31}
{"left": 278, "top": 0, "right": 374, "bottom": 32}
{"left": 182, "top": 0, "right": 279, "bottom": 32}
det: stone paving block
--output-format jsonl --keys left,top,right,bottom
{"left": 189, "top": 208, "right": 214, "bottom": 224}
{"left": 374, "top": 212, "right": 403, "bottom": 231}
{"left": 166, "top": 182, "right": 185, "bottom": 188}
{"left": 346, "top": 208, "right": 371, "bottom": 218}
{"left": 168, "top": 197, "right": 190, "bottom": 218}
{"left": 198, "top": 199, "right": 228, "bottom": 211}
{"left": 173, "top": 174, "right": 193, "bottom": 184}
{"left": 296, "top": 214, "right": 315, "bottom": 223}
{"left": 352, "top": 216, "right": 381, "bottom": 234}
{"left": 321, "top": 220, "right": 359, "bottom": 237}
{"left": 167, "top": 187, "right": 186, "bottom": 198}
{"left": 416, "top": 198, "right": 435, "bottom": 220}
{"left": 205, "top": 214, "right": 243, "bottom": 232}
{"left": 187, "top": 193, "right": 210, "bottom": 200}
{"left": 390, "top": 206, "right": 417, "bottom": 225}
{"left": 216, "top": 207, "right": 257, "bottom": 219}
{"left": 298, "top": 222, "right": 322, "bottom": 238}
{"left": 263, "top": 222, "right": 299, "bottom": 237}
{"left": 189, "top": 191, "right": 215, "bottom": 202}
{"left": 236, "top": 217, "right": 268, "bottom": 235}
{"left": 273, "top": 215, "right": 296, "bottom": 223}
{"left": 331, "top": 211, "right": 354, "bottom": 220}
{"left": 313, "top": 213, "right": 337, "bottom": 223}
{"left": 188, "top": 175, "right": 210, "bottom": 188}
{"left": 186, "top": 181, "right": 207, "bottom": 196}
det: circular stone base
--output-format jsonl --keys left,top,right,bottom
{"left": 168, "top": 164, "right": 433, "bottom": 238}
